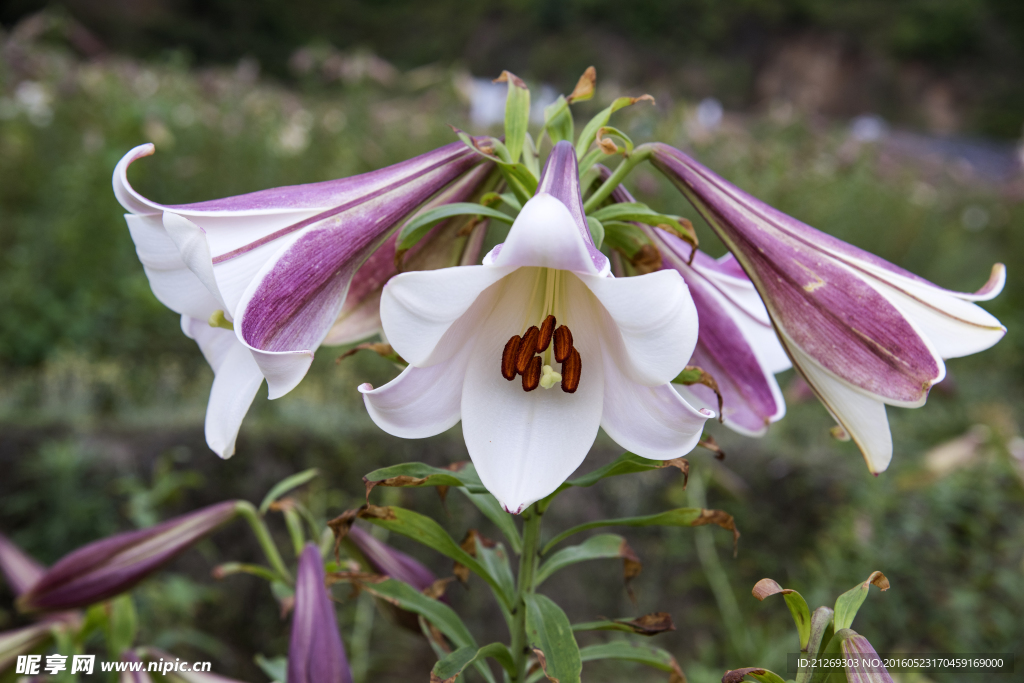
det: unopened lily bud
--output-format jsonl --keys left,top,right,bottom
{"left": 18, "top": 502, "right": 239, "bottom": 612}
{"left": 346, "top": 525, "right": 436, "bottom": 592}
{"left": 837, "top": 629, "right": 894, "bottom": 683}
{"left": 0, "top": 533, "right": 45, "bottom": 596}
{"left": 289, "top": 544, "right": 353, "bottom": 683}
{"left": 121, "top": 652, "right": 154, "bottom": 683}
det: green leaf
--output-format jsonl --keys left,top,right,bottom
{"left": 431, "top": 643, "right": 515, "bottom": 682}
{"left": 451, "top": 127, "right": 537, "bottom": 204}
{"left": 259, "top": 468, "right": 319, "bottom": 513}
{"left": 496, "top": 71, "right": 530, "bottom": 164}
{"left": 358, "top": 506, "right": 511, "bottom": 610}
{"left": 536, "top": 534, "right": 631, "bottom": 586}
{"left": 524, "top": 593, "right": 582, "bottom": 683}
{"left": 105, "top": 594, "right": 137, "bottom": 659}
{"left": 253, "top": 654, "right": 287, "bottom": 683}
{"left": 458, "top": 488, "right": 522, "bottom": 553}
{"left": 575, "top": 94, "right": 654, "bottom": 159}
{"left": 588, "top": 202, "right": 692, "bottom": 243}
{"left": 586, "top": 216, "right": 605, "bottom": 249}
{"left": 601, "top": 220, "right": 654, "bottom": 259}
{"left": 543, "top": 507, "right": 735, "bottom": 554}
{"left": 522, "top": 132, "right": 541, "bottom": 178}
{"left": 360, "top": 577, "right": 476, "bottom": 649}
{"left": 397, "top": 203, "right": 513, "bottom": 252}
{"left": 595, "top": 125, "right": 634, "bottom": 154}
{"left": 795, "top": 607, "right": 835, "bottom": 683}
{"left": 579, "top": 642, "right": 684, "bottom": 678}
{"left": 572, "top": 612, "right": 675, "bottom": 637}
{"left": 833, "top": 572, "right": 889, "bottom": 632}
{"left": 751, "top": 579, "right": 812, "bottom": 650}
{"left": 363, "top": 462, "right": 488, "bottom": 495}
{"left": 475, "top": 540, "right": 516, "bottom": 608}
{"left": 544, "top": 95, "right": 574, "bottom": 145}
{"left": 540, "top": 452, "right": 689, "bottom": 508}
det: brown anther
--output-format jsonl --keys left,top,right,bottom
{"left": 516, "top": 326, "right": 540, "bottom": 373}
{"left": 501, "top": 335, "right": 522, "bottom": 381}
{"left": 522, "top": 356, "right": 542, "bottom": 392}
{"left": 537, "top": 315, "right": 556, "bottom": 352}
{"left": 553, "top": 325, "right": 573, "bottom": 363}
{"left": 561, "top": 348, "right": 581, "bottom": 393}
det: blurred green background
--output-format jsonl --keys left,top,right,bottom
{"left": 0, "top": 3, "right": 1022, "bottom": 682}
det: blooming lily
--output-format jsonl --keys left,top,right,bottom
{"left": 361, "top": 141, "right": 713, "bottom": 513}
{"left": 18, "top": 501, "right": 238, "bottom": 612}
{"left": 115, "top": 142, "right": 489, "bottom": 457}
{"left": 650, "top": 143, "right": 1006, "bottom": 472}
{"left": 289, "top": 543, "right": 353, "bottom": 683}
{"left": 600, "top": 175, "right": 790, "bottom": 436}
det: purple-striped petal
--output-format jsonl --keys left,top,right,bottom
{"left": 838, "top": 630, "right": 894, "bottom": 683}
{"left": 599, "top": 169, "right": 788, "bottom": 435}
{"left": 650, "top": 143, "right": 1006, "bottom": 470}
{"left": 0, "top": 533, "right": 45, "bottom": 596}
{"left": 289, "top": 544, "right": 353, "bottom": 683}
{"left": 346, "top": 526, "right": 436, "bottom": 591}
{"left": 121, "top": 652, "right": 154, "bottom": 683}
{"left": 18, "top": 502, "right": 238, "bottom": 612}
{"left": 324, "top": 163, "right": 496, "bottom": 345}
{"left": 0, "top": 622, "right": 55, "bottom": 671}
{"left": 485, "top": 141, "right": 610, "bottom": 276}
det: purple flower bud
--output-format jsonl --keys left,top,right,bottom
{"left": 0, "top": 533, "right": 45, "bottom": 596}
{"left": 838, "top": 629, "right": 894, "bottom": 683}
{"left": 289, "top": 543, "right": 353, "bottom": 683}
{"left": 121, "top": 651, "right": 154, "bottom": 683}
{"left": 18, "top": 502, "right": 238, "bottom": 613}
{"left": 346, "top": 525, "right": 436, "bottom": 591}
{"left": 0, "top": 622, "right": 55, "bottom": 672}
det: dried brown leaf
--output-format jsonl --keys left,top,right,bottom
{"left": 567, "top": 66, "right": 596, "bottom": 103}
{"left": 693, "top": 509, "right": 740, "bottom": 557}
{"left": 866, "top": 571, "right": 890, "bottom": 591}
{"left": 698, "top": 435, "right": 726, "bottom": 460}
{"left": 493, "top": 70, "right": 527, "bottom": 89}
{"left": 616, "top": 612, "right": 676, "bottom": 636}
{"left": 723, "top": 668, "right": 767, "bottom": 683}
{"left": 532, "top": 648, "right": 559, "bottom": 682}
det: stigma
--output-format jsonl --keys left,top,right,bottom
{"left": 500, "top": 314, "right": 581, "bottom": 393}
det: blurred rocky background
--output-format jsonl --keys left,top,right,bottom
{"left": 0, "top": 2, "right": 1022, "bottom": 682}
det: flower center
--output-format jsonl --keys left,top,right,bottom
{"left": 500, "top": 314, "right": 581, "bottom": 393}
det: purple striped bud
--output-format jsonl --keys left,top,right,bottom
{"left": 289, "top": 543, "right": 353, "bottom": 683}
{"left": 346, "top": 525, "right": 436, "bottom": 591}
{"left": 838, "top": 629, "right": 894, "bottom": 683}
{"left": 0, "top": 533, "right": 45, "bottom": 596}
{"left": 0, "top": 622, "right": 55, "bottom": 672}
{"left": 121, "top": 651, "right": 154, "bottom": 683}
{"left": 18, "top": 502, "right": 238, "bottom": 613}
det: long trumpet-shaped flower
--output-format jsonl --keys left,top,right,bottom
{"left": 115, "top": 142, "right": 487, "bottom": 457}
{"left": 650, "top": 143, "right": 1006, "bottom": 471}
{"left": 600, "top": 175, "right": 789, "bottom": 435}
{"left": 361, "top": 141, "right": 712, "bottom": 513}
{"left": 289, "top": 544, "right": 353, "bottom": 683}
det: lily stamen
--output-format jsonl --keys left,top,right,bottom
{"left": 516, "top": 326, "right": 540, "bottom": 373}
{"left": 553, "top": 325, "right": 573, "bottom": 363}
{"left": 522, "top": 356, "right": 542, "bottom": 392}
{"left": 501, "top": 335, "right": 522, "bottom": 381}
{"left": 561, "top": 348, "right": 582, "bottom": 393}
{"left": 537, "top": 315, "right": 556, "bottom": 352}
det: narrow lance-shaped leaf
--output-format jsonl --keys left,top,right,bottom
{"left": 19, "top": 501, "right": 239, "bottom": 612}
{"left": 579, "top": 642, "right": 685, "bottom": 682}
{"left": 260, "top": 469, "right": 319, "bottom": 514}
{"left": 495, "top": 71, "right": 530, "bottom": 164}
{"left": 572, "top": 612, "right": 675, "bottom": 637}
{"left": 833, "top": 571, "right": 889, "bottom": 631}
{"left": 524, "top": 593, "right": 582, "bottom": 683}
{"left": 535, "top": 534, "right": 639, "bottom": 588}
{"left": 430, "top": 643, "right": 515, "bottom": 683}
{"left": 751, "top": 578, "right": 811, "bottom": 650}
{"left": 575, "top": 94, "right": 654, "bottom": 159}
{"left": 356, "top": 577, "right": 476, "bottom": 650}
{"left": 543, "top": 452, "right": 689, "bottom": 503}
{"left": 396, "top": 202, "right": 514, "bottom": 253}
{"left": 543, "top": 507, "right": 737, "bottom": 555}
{"left": 794, "top": 607, "right": 835, "bottom": 683}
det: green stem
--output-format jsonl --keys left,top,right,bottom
{"left": 582, "top": 144, "right": 654, "bottom": 212}
{"left": 510, "top": 505, "right": 542, "bottom": 682}
{"left": 235, "top": 501, "right": 293, "bottom": 583}
{"left": 689, "top": 472, "right": 753, "bottom": 660}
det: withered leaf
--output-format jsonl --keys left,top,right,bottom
{"left": 422, "top": 577, "right": 455, "bottom": 601}
{"left": 693, "top": 509, "right": 740, "bottom": 557}
{"left": 673, "top": 365, "right": 724, "bottom": 419}
{"left": 531, "top": 648, "right": 558, "bottom": 683}
{"left": 336, "top": 342, "right": 406, "bottom": 366}
{"left": 567, "top": 66, "right": 596, "bottom": 103}
{"left": 751, "top": 578, "right": 795, "bottom": 601}
{"left": 616, "top": 612, "right": 676, "bottom": 636}
{"left": 698, "top": 435, "right": 726, "bottom": 460}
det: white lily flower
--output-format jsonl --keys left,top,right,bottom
{"left": 360, "top": 142, "right": 713, "bottom": 512}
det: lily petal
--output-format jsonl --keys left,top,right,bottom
{"left": 181, "top": 316, "right": 264, "bottom": 458}
{"left": 579, "top": 268, "right": 696, "bottom": 386}
{"left": 600, "top": 359, "right": 713, "bottom": 459}
{"left": 359, "top": 353, "right": 467, "bottom": 439}
{"left": 486, "top": 141, "right": 610, "bottom": 276}
{"left": 460, "top": 269, "right": 606, "bottom": 513}
{"left": 289, "top": 544, "right": 353, "bottom": 683}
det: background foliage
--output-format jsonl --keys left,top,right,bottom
{"left": 0, "top": 8, "right": 1022, "bottom": 683}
